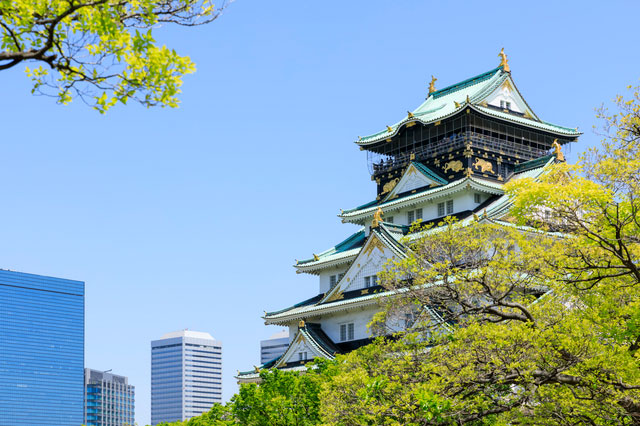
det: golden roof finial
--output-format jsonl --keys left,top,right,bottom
{"left": 428, "top": 75, "right": 437, "bottom": 94}
{"left": 466, "top": 95, "right": 471, "bottom": 104}
{"left": 372, "top": 207, "right": 384, "bottom": 228}
{"left": 482, "top": 209, "right": 488, "bottom": 219}
{"left": 552, "top": 139, "right": 565, "bottom": 162}
{"left": 299, "top": 320, "right": 305, "bottom": 328}
{"left": 313, "top": 253, "right": 319, "bottom": 261}
{"left": 410, "top": 152, "right": 415, "bottom": 161}
{"left": 386, "top": 125, "right": 393, "bottom": 133}
{"left": 253, "top": 365, "right": 260, "bottom": 373}
{"left": 454, "top": 100, "right": 461, "bottom": 108}
{"left": 499, "top": 48, "right": 510, "bottom": 72}
{"left": 407, "top": 111, "right": 414, "bottom": 118}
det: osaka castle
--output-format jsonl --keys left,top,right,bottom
{"left": 237, "top": 50, "right": 581, "bottom": 383}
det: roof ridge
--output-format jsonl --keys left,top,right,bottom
{"left": 412, "top": 161, "right": 448, "bottom": 185}
{"left": 430, "top": 66, "right": 503, "bottom": 99}
{"left": 297, "top": 228, "right": 366, "bottom": 265}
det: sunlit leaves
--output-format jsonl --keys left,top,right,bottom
{"left": 0, "top": 0, "right": 226, "bottom": 112}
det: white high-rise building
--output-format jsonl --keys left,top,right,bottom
{"left": 260, "top": 330, "right": 289, "bottom": 364}
{"left": 151, "top": 330, "right": 222, "bottom": 425}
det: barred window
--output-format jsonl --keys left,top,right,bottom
{"left": 446, "top": 200, "right": 454, "bottom": 214}
{"left": 340, "top": 323, "right": 355, "bottom": 341}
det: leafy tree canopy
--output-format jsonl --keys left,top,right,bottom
{"left": 0, "top": 0, "right": 227, "bottom": 112}
{"left": 157, "top": 366, "right": 326, "bottom": 426}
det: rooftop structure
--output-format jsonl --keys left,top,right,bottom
{"left": 238, "top": 51, "right": 580, "bottom": 382}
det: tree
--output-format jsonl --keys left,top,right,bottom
{"left": 156, "top": 367, "right": 325, "bottom": 426}
{"left": 0, "top": 0, "right": 228, "bottom": 112}
{"left": 321, "top": 86, "right": 640, "bottom": 425}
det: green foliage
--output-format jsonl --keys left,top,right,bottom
{"left": 158, "top": 367, "right": 324, "bottom": 426}
{"left": 231, "top": 368, "right": 323, "bottom": 426}
{"left": 0, "top": 0, "right": 227, "bottom": 112}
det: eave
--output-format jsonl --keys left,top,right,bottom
{"left": 339, "top": 177, "right": 505, "bottom": 225}
{"left": 264, "top": 288, "right": 392, "bottom": 325}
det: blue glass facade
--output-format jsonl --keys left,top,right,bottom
{"left": 0, "top": 270, "right": 84, "bottom": 426}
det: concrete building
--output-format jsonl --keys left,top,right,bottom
{"left": 260, "top": 330, "right": 289, "bottom": 364}
{"left": 151, "top": 330, "right": 222, "bottom": 425}
{"left": 0, "top": 269, "right": 84, "bottom": 426}
{"left": 84, "top": 369, "right": 135, "bottom": 426}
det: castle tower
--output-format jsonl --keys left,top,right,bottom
{"left": 237, "top": 52, "right": 580, "bottom": 382}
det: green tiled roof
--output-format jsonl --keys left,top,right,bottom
{"left": 514, "top": 154, "right": 555, "bottom": 173}
{"left": 341, "top": 176, "right": 505, "bottom": 219}
{"left": 357, "top": 67, "right": 506, "bottom": 145}
{"left": 357, "top": 66, "right": 580, "bottom": 146}
{"left": 411, "top": 162, "right": 448, "bottom": 185}
{"left": 475, "top": 106, "right": 580, "bottom": 136}
{"left": 431, "top": 66, "right": 503, "bottom": 99}
{"left": 297, "top": 229, "right": 365, "bottom": 266}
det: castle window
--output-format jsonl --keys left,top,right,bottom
{"left": 298, "top": 352, "right": 307, "bottom": 361}
{"left": 330, "top": 275, "right": 337, "bottom": 287}
{"left": 364, "top": 275, "right": 377, "bottom": 288}
{"left": 404, "top": 313, "right": 415, "bottom": 329}
{"left": 407, "top": 208, "right": 423, "bottom": 224}
{"left": 338, "top": 273, "right": 345, "bottom": 281}
{"left": 446, "top": 200, "right": 454, "bottom": 215}
{"left": 340, "top": 323, "right": 354, "bottom": 341}
{"left": 438, "top": 202, "right": 445, "bottom": 217}
{"left": 474, "top": 193, "right": 482, "bottom": 204}
{"left": 500, "top": 100, "right": 512, "bottom": 110}
{"left": 387, "top": 216, "right": 394, "bottom": 223}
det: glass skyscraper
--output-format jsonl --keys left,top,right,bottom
{"left": 84, "top": 368, "right": 135, "bottom": 426}
{"left": 0, "top": 269, "right": 84, "bottom": 426}
{"left": 151, "top": 330, "right": 222, "bottom": 425}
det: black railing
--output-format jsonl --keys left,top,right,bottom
{"left": 369, "top": 131, "right": 549, "bottom": 175}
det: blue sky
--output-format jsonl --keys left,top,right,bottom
{"left": 1, "top": 1, "right": 639, "bottom": 425}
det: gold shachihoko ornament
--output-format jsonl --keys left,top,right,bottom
{"left": 372, "top": 207, "right": 384, "bottom": 228}
{"left": 499, "top": 48, "right": 510, "bottom": 72}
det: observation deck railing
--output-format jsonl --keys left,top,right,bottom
{"left": 370, "top": 131, "right": 549, "bottom": 175}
